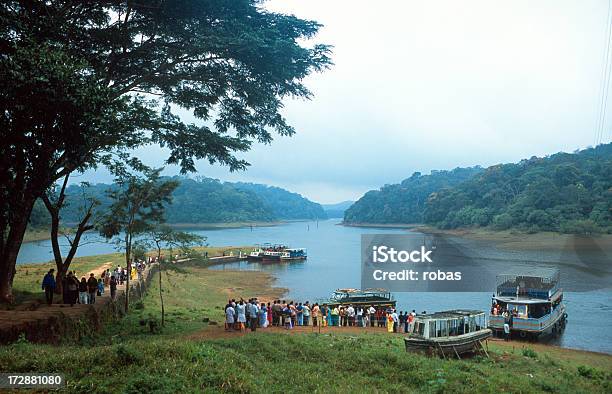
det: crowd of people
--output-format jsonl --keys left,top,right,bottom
{"left": 40, "top": 258, "right": 156, "bottom": 306}
{"left": 224, "top": 298, "right": 419, "bottom": 334}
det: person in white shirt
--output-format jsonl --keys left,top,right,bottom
{"left": 346, "top": 305, "right": 355, "bottom": 326}
{"left": 391, "top": 310, "right": 399, "bottom": 333}
{"left": 225, "top": 305, "right": 235, "bottom": 331}
{"left": 368, "top": 306, "right": 376, "bottom": 327}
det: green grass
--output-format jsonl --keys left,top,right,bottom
{"left": 2, "top": 262, "right": 611, "bottom": 393}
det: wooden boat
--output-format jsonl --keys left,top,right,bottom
{"left": 488, "top": 268, "right": 567, "bottom": 340}
{"left": 404, "top": 310, "right": 491, "bottom": 358}
{"left": 323, "top": 288, "right": 396, "bottom": 308}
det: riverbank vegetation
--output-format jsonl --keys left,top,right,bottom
{"left": 345, "top": 143, "right": 612, "bottom": 234}
{"left": 2, "top": 259, "right": 611, "bottom": 393}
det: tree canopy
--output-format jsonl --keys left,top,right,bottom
{"left": 0, "top": 0, "right": 331, "bottom": 302}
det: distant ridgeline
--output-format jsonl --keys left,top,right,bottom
{"left": 31, "top": 177, "right": 327, "bottom": 226}
{"left": 344, "top": 143, "right": 612, "bottom": 234}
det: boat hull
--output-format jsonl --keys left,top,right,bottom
{"left": 489, "top": 305, "right": 567, "bottom": 340}
{"left": 404, "top": 329, "right": 492, "bottom": 357}
{"left": 279, "top": 256, "right": 307, "bottom": 261}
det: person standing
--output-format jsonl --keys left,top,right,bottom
{"left": 267, "top": 302, "right": 273, "bottom": 327}
{"left": 78, "top": 277, "right": 88, "bottom": 304}
{"left": 368, "top": 305, "right": 376, "bottom": 327}
{"left": 110, "top": 276, "right": 117, "bottom": 300}
{"left": 236, "top": 301, "right": 246, "bottom": 331}
{"left": 259, "top": 303, "right": 268, "bottom": 328}
{"left": 407, "top": 311, "right": 415, "bottom": 333}
{"left": 296, "top": 302, "right": 303, "bottom": 326}
{"left": 97, "top": 278, "right": 104, "bottom": 296}
{"left": 347, "top": 305, "right": 355, "bottom": 327}
{"left": 311, "top": 303, "right": 320, "bottom": 327}
{"left": 87, "top": 273, "right": 98, "bottom": 304}
{"left": 302, "top": 302, "right": 311, "bottom": 326}
{"left": 249, "top": 301, "right": 259, "bottom": 331}
{"left": 225, "top": 303, "right": 236, "bottom": 331}
{"left": 41, "top": 269, "right": 56, "bottom": 306}
{"left": 391, "top": 310, "right": 399, "bottom": 333}
{"left": 65, "top": 272, "right": 79, "bottom": 306}
{"left": 356, "top": 306, "right": 363, "bottom": 327}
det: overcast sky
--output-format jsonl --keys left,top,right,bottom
{"left": 79, "top": 0, "right": 612, "bottom": 204}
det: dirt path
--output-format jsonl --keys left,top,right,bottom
{"left": 0, "top": 263, "right": 154, "bottom": 344}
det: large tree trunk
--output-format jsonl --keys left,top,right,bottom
{"left": 0, "top": 198, "right": 35, "bottom": 303}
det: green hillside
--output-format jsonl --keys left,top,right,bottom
{"left": 345, "top": 144, "right": 612, "bottom": 234}
{"left": 29, "top": 177, "right": 326, "bottom": 226}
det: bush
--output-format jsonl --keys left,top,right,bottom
{"left": 492, "top": 213, "right": 513, "bottom": 230}
{"left": 522, "top": 348, "right": 537, "bottom": 358}
{"left": 560, "top": 220, "right": 602, "bottom": 235}
{"left": 577, "top": 365, "right": 603, "bottom": 380}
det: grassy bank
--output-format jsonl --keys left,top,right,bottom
{"left": 1, "top": 259, "right": 611, "bottom": 393}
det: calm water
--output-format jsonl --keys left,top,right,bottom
{"left": 18, "top": 219, "right": 612, "bottom": 354}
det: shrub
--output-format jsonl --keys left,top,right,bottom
{"left": 522, "top": 348, "right": 537, "bottom": 358}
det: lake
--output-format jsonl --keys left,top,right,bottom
{"left": 17, "top": 219, "right": 612, "bottom": 354}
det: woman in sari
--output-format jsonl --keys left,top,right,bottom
{"left": 267, "top": 302, "right": 273, "bottom": 326}
{"left": 387, "top": 313, "right": 394, "bottom": 333}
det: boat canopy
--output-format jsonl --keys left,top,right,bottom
{"left": 411, "top": 310, "right": 487, "bottom": 339}
{"left": 496, "top": 268, "right": 560, "bottom": 300}
{"left": 327, "top": 288, "right": 395, "bottom": 305}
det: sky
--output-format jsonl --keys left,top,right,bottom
{"left": 79, "top": 0, "right": 612, "bottom": 204}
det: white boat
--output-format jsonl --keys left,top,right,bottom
{"left": 488, "top": 268, "right": 567, "bottom": 340}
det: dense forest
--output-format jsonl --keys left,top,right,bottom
{"left": 344, "top": 167, "right": 483, "bottom": 223}
{"left": 345, "top": 144, "right": 612, "bottom": 234}
{"left": 29, "top": 177, "right": 327, "bottom": 227}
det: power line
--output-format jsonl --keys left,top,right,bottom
{"left": 595, "top": 0, "right": 612, "bottom": 146}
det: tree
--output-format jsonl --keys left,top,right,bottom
{"left": 99, "top": 166, "right": 179, "bottom": 311}
{"left": 143, "top": 226, "right": 205, "bottom": 326}
{"left": 40, "top": 175, "right": 99, "bottom": 296}
{"left": 0, "top": 1, "right": 331, "bottom": 302}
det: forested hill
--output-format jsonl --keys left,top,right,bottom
{"left": 344, "top": 144, "right": 612, "bottom": 234}
{"left": 232, "top": 182, "right": 326, "bottom": 220}
{"left": 40, "top": 177, "right": 327, "bottom": 225}
{"left": 344, "top": 167, "right": 484, "bottom": 224}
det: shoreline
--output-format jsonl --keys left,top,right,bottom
{"left": 341, "top": 222, "right": 612, "bottom": 251}
{"left": 10, "top": 248, "right": 612, "bottom": 359}
{"left": 198, "top": 266, "right": 612, "bottom": 357}
{"left": 22, "top": 220, "right": 323, "bottom": 243}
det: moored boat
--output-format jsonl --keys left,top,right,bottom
{"left": 488, "top": 268, "right": 567, "bottom": 340}
{"left": 279, "top": 248, "right": 307, "bottom": 261}
{"left": 404, "top": 310, "right": 491, "bottom": 358}
{"left": 323, "top": 288, "right": 396, "bottom": 308}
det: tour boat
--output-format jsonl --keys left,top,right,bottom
{"left": 488, "top": 268, "right": 567, "bottom": 340}
{"left": 247, "top": 247, "right": 265, "bottom": 261}
{"left": 323, "top": 288, "right": 396, "bottom": 308}
{"left": 279, "top": 248, "right": 307, "bottom": 261}
{"left": 404, "top": 310, "right": 492, "bottom": 358}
